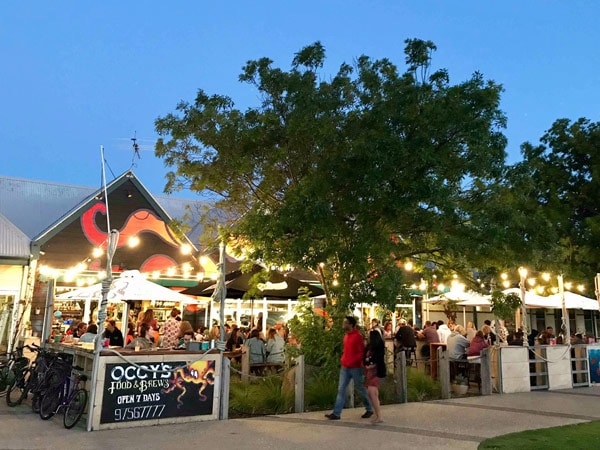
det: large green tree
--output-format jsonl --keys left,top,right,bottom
{"left": 155, "top": 40, "right": 508, "bottom": 308}
{"left": 506, "top": 117, "right": 600, "bottom": 282}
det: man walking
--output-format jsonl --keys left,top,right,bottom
{"left": 325, "top": 316, "right": 373, "bottom": 420}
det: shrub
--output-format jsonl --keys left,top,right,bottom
{"left": 229, "top": 374, "right": 294, "bottom": 417}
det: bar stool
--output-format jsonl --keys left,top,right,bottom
{"left": 404, "top": 347, "right": 418, "bottom": 368}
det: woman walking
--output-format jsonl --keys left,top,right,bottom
{"left": 365, "top": 327, "right": 386, "bottom": 424}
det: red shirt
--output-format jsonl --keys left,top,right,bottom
{"left": 340, "top": 328, "right": 365, "bottom": 368}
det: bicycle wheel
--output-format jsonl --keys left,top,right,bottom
{"left": 39, "top": 385, "right": 62, "bottom": 420}
{"left": 6, "top": 368, "right": 29, "bottom": 407}
{"left": 0, "top": 366, "right": 16, "bottom": 394}
{"left": 63, "top": 388, "right": 88, "bottom": 429}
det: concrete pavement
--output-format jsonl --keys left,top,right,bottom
{"left": 2, "top": 387, "right": 600, "bottom": 449}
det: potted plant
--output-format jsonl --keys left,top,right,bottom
{"left": 490, "top": 291, "right": 523, "bottom": 344}
{"left": 452, "top": 373, "right": 469, "bottom": 395}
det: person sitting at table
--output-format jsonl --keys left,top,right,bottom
{"left": 482, "top": 320, "right": 497, "bottom": 345}
{"left": 538, "top": 327, "right": 555, "bottom": 345}
{"left": 437, "top": 320, "right": 454, "bottom": 344}
{"left": 79, "top": 323, "right": 98, "bottom": 343}
{"left": 125, "top": 323, "right": 153, "bottom": 350}
{"left": 395, "top": 319, "right": 417, "bottom": 359}
{"left": 246, "top": 329, "right": 266, "bottom": 365}
{"left": 226, "top": 326, "right": 244, "bottom": 352}
{"left": 446, "top": 325, "right": 470, "bottom": 360}
{"left": 467, "top": 330, "right": 489, "bottom": 357}
{"left": 177, "top": 330, "right": 195, "bottom": 349}
{"left": 177, "top": 321, "right": 195, "bottom": 348}
{"left": 74, "top": 321, "right": 87, "bottom": 338}
{"left": 417, "top": 321, "right": 439, "bottom": 357}
{"left": 266, "top": 327, "right": 285, "bottom": 364}
{"left": 102, "top": 319, "right": 124, "bottom": 347}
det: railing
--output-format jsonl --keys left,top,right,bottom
{"left": 570, "top": 344, "right": 589, "bottom": 387}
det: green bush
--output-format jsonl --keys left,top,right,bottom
{"left": 304, "top": 372, "right": 339, "bottom": 411}
{"left": 229, "top": 374, "right": 294, "bottom": 417}
{"left": 406, "top": 367, "right": 441, "bottom": 401}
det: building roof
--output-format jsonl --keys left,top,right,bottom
{"left": 0, "top": 212, "right": 30, "bottom": 261}
{"left": 0, "top": 173, "right": 207, "bottom": 246}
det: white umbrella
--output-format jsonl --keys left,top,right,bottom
{"left": 502, "top": 288, "right": 553, "bottom": 308}
{"left": 548, "top": 291, "right": 599, "bottom": 311}
{"left": 56, "top": 270, "right": 194, "bottom": 303}
{"left": 55, "top": 270, "right": 198, "bottom": 333}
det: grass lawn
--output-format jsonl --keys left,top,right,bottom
{"left": 479, "top": 421, "right": 600, "bottom": 449}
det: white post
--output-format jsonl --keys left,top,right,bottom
{"left": 518, "top": 267, "right": 529, "bottom": 346}
{"left": 558, "top": 275, "right": 570, "bottom": 342}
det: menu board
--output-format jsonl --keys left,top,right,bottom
{"left": 100, "top": 359, "right": 216, "bottom": 424}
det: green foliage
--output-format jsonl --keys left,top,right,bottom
{"left": 453, "top": 373, "right": 469, "bottom": 386}
{"left": 406, "top": 367, "right": 441, "bottom": 401}
{"left": 228, "top": 375, "right": 294, "bottom": 417}
{"left": 504, "top": 117, "right": 600, "bottom": 284}
{"left": 303, "top": 373, "right": 339, "bottom": 411}
{"left": 490, "top": 291, "right": 522, "bottom": 321}
{"left": 155, "top": 39, "right": 509, "bottom": 306}
{"left": 286, "top": 298, "right": 350, "bottom": 379}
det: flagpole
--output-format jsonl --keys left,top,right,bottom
{"left": 87, "top": 146, "right": 119, "bottom": 431}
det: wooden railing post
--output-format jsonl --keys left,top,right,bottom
{"left": 294, "top": 355, "right": 305, "bottom": 413}
{"left": 438, "top": 347, "right": 450, "bottom": 399}
{"left": 394, "top": 350, "right": 408, "bottom": 403}
{"left": 241, "top": 345, "right": 250, "bottom": 384}
{"left": 480, "top": 348, "right": 492, "bottom": 396}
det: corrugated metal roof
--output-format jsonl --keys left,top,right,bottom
{"left": 0, "top": 212, "right": 30, "bottom": 259}
{"left": 0, "top": 174, "right": 208, "bottom": 245}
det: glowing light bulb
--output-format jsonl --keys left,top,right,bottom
{"left": 332, "top": 279, "right": 339, "bottom": 287}
{"left": 180, "top": 244, "right": 192, "bottom": 255}
{"left": 542, "top": 272, "right": 551, "bottom": 282}
{"left": 128, "top": 236, "right": 140, "bottom": 248}
{"left": 92, "top": 247, "right": 103, "bottom": 258}
{"left": 404, "top": 261, "right": 413, "bottom": 271}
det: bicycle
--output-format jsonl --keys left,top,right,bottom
{"left": 0, "top": 346, "right": 29, "bottom": 397}
{"left": 39, "top": 365, "right": 88, "bottom": 429}
{"left": 6, "top": 345, "right": 70, "bottom": 412}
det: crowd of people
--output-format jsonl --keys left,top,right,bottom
{"left": 55, "top": 307, "right": 290, "bottom": 363}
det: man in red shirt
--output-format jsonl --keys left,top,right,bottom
{"left": 325, "top": 316, "right": 373, "bottom": 420}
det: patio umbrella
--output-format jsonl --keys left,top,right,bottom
{"left": 547, "top": 291, "right": 599, "bottom": 311}
{"left": 56, "top": 270, "right": 197, "bottom": 335}
{"left": 181, "top": 265, "right": 324, "bottom": 299}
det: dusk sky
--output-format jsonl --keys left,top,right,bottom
{"left": 2, "top": 1, "right": 599, "bottom": 199}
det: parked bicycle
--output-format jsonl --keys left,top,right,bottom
{"left": 39, "top": 365, "right": 88, "bottom": 429}
{"left": 0, "top": 346, "right": 30, "bottom": 397}
{"left": 6, "top": 344, "right": 72, "bottom": 412}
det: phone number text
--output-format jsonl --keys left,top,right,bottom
{"left": 113, "top": 404, "right": 166, "bottom": 422}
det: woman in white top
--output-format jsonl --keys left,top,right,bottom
{"left": 265, "top": 327, "right": 285, "bottom": 364}
{"left": 79, "top": 323, "right": 98, "bottom": 343}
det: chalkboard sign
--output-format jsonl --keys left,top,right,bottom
{"left": 100, "top": 359, "right": 216, "bottom": 424}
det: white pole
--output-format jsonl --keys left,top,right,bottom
{"left": 518, "top": 267, "right": 528, "bottom": 346}
{"left": 87, "top": 146, "right": 118, "bottom": 431}
{"left": 558, "top": 274, "right": 570, "bottom": 342}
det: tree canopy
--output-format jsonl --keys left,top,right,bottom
{"left": 504, "top": 118, "right": 600, "bottom": 282}
{"left": 155, "top": 39, "right": 510, "bottom": 308}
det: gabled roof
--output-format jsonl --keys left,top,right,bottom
{"left": 0, "top": 212, "right": 30, "bottom": 262}
{"left": 0, "top": 173, "right": 208, "bottom": 246}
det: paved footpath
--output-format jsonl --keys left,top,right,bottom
{"left": 2, "top": 387, "right": 600, "bottom": 450}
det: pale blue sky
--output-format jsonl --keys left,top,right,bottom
{"left": 1, "top": 1, "right": 599, "bottom": 198}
